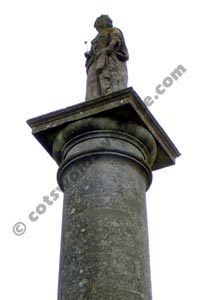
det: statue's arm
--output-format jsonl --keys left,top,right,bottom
{"left": 107, "top": 28, "right": 129, "bottom": 61}
{"left": 106, "top": 29, "right": 122, "bottom": 55}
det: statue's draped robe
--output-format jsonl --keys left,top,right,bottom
{"left": 85, "top": 28, "right": 129, "bottom": 101}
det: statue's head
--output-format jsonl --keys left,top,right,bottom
{"left": 94, "top": 15, "right": 113, "bottom": 31}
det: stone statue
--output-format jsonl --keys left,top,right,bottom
{"left": 85, "top": 15, "right": 129, "bottom": 101}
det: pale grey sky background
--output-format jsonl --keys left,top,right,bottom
{"left": 0, "top": 1, "right": 199, "bottom": 299}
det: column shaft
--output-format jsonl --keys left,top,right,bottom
{"left": 57, "top": 153, "right": 152, "bottom": 300}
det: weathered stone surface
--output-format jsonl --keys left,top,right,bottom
{"left": 58, "top": 157, "right": 151, "bottom": 299}
{"left": 55, "top": 118, "right": 156, "bottom": 299}
{"left": 85, "top": 15, "right": 129, "bottom": 101}
{"left": 52, "top": 117, "right": 157, "bottom": 169}
{"left": 27, "top": 88, "right": 180, "bottom": 170}
{"left": 26, "top": 88, "right": 180, "bottom": 300}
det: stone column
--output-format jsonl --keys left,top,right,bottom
{"left": 27, "top": 87, "right": 180, "bottom": 300}
{"left": 53, "top": 117, "right": 157, "bottom": 300}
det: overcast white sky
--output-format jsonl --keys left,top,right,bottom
{"left": 1, "top": 1, "right": 199, "bottom": 299}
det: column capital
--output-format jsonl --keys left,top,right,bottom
{"left": 52, "top": 117, "right": 157, "bottom": 191}
{"left": 52, "top": 116, "right": 157, "bottom": 164}
{"left": 27, "top": 87, "right": 180, "bottom": 171}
